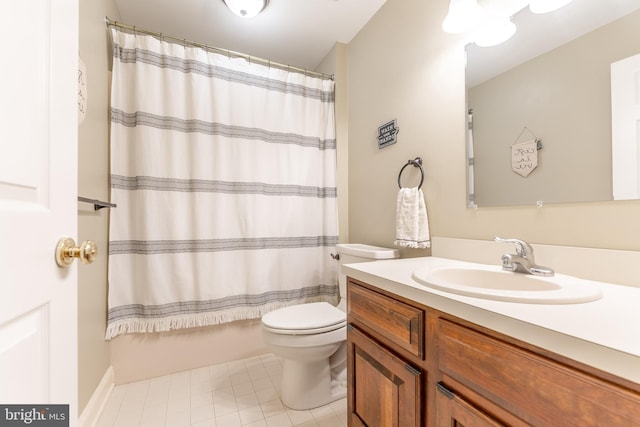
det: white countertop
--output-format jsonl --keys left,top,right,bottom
{"left": 342, "top": 256, "right": 640, "bottom": 384}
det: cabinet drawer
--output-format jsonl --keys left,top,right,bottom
{"left": 348, "top": 280, "right": 424, "bottom": 359}
{"left": 438, "top": 319, "right": 640, "bottom": 426}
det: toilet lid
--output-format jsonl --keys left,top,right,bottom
{"left": 262, "top": 302, "right": 346, "bottom": 331}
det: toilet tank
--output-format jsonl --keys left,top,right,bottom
{"left": 335, "top": 244, "right": 399, "bottom": 302}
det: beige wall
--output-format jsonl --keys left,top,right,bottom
{"left": 347, "top": 0, "right": 456, "bottom": 257}
{"left": 347, "top": 0, "right": 640, "bottom": 251}
{"left": 78, "top": 0, "right": 120, "bottom": 412}
{"left": 469, "top": 9, "right": 640, "bottom": 206}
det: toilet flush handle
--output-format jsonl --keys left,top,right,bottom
{"left": 330, "top": 253, "right": 340, "bottom": 261}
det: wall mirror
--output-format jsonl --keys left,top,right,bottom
{"left": 466, "top": 0, "right": 640, "bottom": 207}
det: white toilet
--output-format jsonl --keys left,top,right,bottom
{"left": 261, "top": 243, "right": 399, "bottom": 410}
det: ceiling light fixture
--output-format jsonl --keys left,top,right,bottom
{"left": 529, "top": 0, "right": 574, "bottom": 14}
{"left": 222, "top": 0, "right": 269, "bottom": 18}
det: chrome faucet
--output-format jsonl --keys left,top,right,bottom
{"left": 494, "top": 237, "right": 554, "bottom": 277}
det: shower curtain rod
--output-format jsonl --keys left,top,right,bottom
{"left": 105, "top": 17, "right": 334, "bottom": 81}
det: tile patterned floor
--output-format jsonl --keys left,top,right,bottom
{"left": 95, "top": 353, "right": 347, "bottom": 427}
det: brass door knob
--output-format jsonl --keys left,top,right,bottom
{"left": 55, "top": 237, "right": 98, "bottom": 267}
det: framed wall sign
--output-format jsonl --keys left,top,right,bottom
{"left": 377, "top": 119, "right": 399, "bottom": 149}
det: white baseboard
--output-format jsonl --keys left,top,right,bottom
{"left": 79, "top": 366, "right": 114, "bottom": 427}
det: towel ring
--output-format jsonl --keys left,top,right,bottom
{"left": 398, "top": 157, "right": 424, "bottom": 189}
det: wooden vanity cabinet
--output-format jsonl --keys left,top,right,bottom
{"left": 437, "top": 318, "right": 640, "bottom": 426}
{"left": 347, "top": 279, "right": 425, "bottom": 427}
{"left": 347, "top": 278, "right": 640, "bottom": 427}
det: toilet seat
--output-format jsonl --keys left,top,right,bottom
{"left": 262, "top": 302, "right": 346, "bottom": 335}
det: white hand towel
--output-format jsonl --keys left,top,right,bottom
{"left": 394, "top": 187, "right": 430, "bottom": 249}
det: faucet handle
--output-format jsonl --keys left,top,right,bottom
{"left": 494, "top": 237, "right": 533, "bottom": 257}
{"left": 500, "top": 253, "right": 517, "bottom": 271}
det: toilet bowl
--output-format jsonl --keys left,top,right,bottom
{"left": 261, "top": 243, "right": 399, "bottom": 410}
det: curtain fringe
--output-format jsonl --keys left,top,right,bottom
{"left": 105, "top": 296, "right": 338, "bottom": 340}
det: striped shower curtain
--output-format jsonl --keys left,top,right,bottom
{"left": 106, "top": 27, "right": 338, "bottom": 339}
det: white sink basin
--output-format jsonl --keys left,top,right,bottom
{"left": 411, "top": 265, "right": 603, "bottom": 304}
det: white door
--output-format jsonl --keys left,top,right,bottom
{"left": 611, "top": 52, "right": 640, "bottom": 200}
{"left": 0, "top": 0, "right": 79, "bottom": 423}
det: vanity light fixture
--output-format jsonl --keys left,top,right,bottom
{"left": 473, "top": 13, "right": 516, "bottom": 47}
{"left": 442, "top": 0, "right": 516, "bottom": 46}
{"left": 222, "top": 0, "right": 269, "bottom": 18}
{"left": 529, "top": 0, "right": 574, "bottom": 14}
{"left": 442, "top": 0, "right": 485, "bottom": 34}
{"left": 443, "top": 0, "right": 574, "bottom": 47}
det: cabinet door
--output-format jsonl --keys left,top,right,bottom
{"left": 436, "top": 383, "right": 506, "bottom": 427}
{"left": 348, "top": 326, "right": 422, "bottom": 427}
